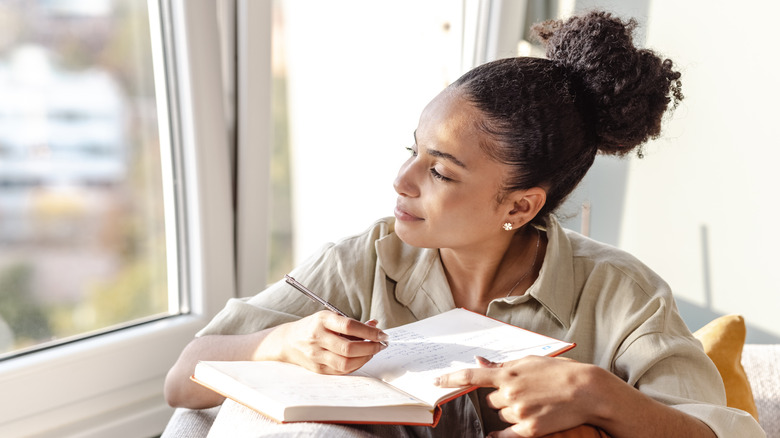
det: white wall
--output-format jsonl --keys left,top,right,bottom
{"left": 618, "top": 1, "right": 780, "bottom": 342}
{"left": 567, "top": 0, "right": 780, "bottom": 342}
{"left": 281, "top": 0, "right": 463, "bottom": 262}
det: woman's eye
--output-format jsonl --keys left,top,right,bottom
{"left": 405, "top": 145, "right": 451, "bottom": 182}
{"left": 430, "top": 168, "right": 451, "bottom": 182}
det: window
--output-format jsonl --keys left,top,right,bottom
{"left": 0, "top": 0, "right": 174, "bottom": 359}
{"left": 0, "top": 1, "right": 245, "bottom": 435}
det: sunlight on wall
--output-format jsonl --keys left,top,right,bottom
{"left": 619, "top": 1, "right": 780, "bottom": 341}
{"left": 281, "top": 1, "right": 462, "bottom": 262}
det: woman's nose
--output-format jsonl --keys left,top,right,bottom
{"left": 393, "top": 157, "right": 419, "bottom": 197}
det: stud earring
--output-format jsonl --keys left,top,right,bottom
{"left": 502, "top": 222, "right": 513, "bottom": 231}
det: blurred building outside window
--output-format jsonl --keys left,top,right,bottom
{"left": 0, "top": 0, "right": 173, "bottom": 357}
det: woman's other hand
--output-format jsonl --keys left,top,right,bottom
{"left": 265, "top": 310, "right": 388, "bottom": 375}
{"left": 435, "top": 355, "right": 610, "bottom": 438}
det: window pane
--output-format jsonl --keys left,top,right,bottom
{"left": 0, "top": 0, "right": 173, "bottom": 356}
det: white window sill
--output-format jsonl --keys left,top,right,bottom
{"left": 0, "top": 314, "right": 207, "bottom": 437}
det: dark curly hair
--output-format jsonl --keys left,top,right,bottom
{"left": 451, "top": 10, "right": 683, "bottom": 224}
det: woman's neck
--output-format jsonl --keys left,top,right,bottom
{"left": 441, "top": 226, "right": 545, "bottom": 314}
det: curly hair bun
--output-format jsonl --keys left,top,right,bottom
{"left": 532, "top": 11, "right": 683, "bottom": 156}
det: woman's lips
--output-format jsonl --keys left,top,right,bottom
{"left": 394, "top": 204, "right": 423, "bottom": 221}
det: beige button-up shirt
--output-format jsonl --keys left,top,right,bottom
{"left": 198, "top": 216, "right": 764, "bottom": 437}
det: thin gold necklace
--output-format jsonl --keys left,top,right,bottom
{"left": 506, "top": 227, "right": 541, "bottom": 297}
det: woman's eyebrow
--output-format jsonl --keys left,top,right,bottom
{"left": 413, "top": 130, "right": 468, "bottom": 169}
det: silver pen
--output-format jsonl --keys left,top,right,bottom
{"left": 284, "top": 274, "right": 387, "bottom": 346}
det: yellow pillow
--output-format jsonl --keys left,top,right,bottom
{"left": 692, "top": 314, "right": 758, "bottom": 421}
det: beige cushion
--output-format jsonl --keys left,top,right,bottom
{"left": 692, "top": 314, "right": 758, "bottom": 421}
{"left": 742, "top": 344, "right": 780, "bottom": 436}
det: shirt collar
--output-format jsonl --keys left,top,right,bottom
{"left": 375, "top": 224, "right": 456, "bottom": 321}
{"left": 376, "top": 215, "right": 575, "bottom": 328}
{"left": 521, "top": 215, "right": 576, "bottom": 329}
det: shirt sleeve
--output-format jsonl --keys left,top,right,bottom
{"left": 612, "top": 298, "right": 765, "bottom": 437}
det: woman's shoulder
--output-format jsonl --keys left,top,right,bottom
{"left": 546, "top": 215, "right": 650, "bottom": 272}
{"left": 565, "top": 229, "right": 642, "bottom": 267}
{"left": 551, "top": 223, "right": 690, "bottom": 350}
{"left": 558, "top": 224, "right": 671, "bottom": 300}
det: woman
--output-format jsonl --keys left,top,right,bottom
{"left": 164, "top": 11, "right": 764, "bottom": 438}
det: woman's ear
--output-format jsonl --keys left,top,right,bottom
{"left": 508, "top": 187, "right": 547, "bottom": 224}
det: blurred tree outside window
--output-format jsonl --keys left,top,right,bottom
{"left": 0, "top": 0, "right": 172, "bottom": 356}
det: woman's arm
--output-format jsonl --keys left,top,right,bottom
{"left": 164, "top": 311, "right": 388, "bottom": 409}
{"left": 164, "top": 329, "right": 273, "bottom": 409}
{"left": 435, "top": 356, "right": 716, "bottom": 438}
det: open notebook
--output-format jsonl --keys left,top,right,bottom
{"left": 192, "top": 308, "right": 575, "bottom": 426}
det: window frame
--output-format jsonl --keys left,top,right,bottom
{"left": 0, "top": 0, "right": 271, "bottom": 435}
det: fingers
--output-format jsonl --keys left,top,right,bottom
{"left": 322, "top": 312, "right": 389, "bottom": 345}
{"left": 434, "top": 355, "right": 503, "bottom": 388}
{"left": 309, "top": 348, "right": 379, "bottom": 375}
{"left": 486, "top": 427, "right": 521, "bottom": 438}
{"left": 476, "top": 355, "right": 502, "bottom": 368}
{"left": 435, "top": 366, "right": 501, "bottom": 388}
{"left": 489, "top": 423, "right": 607, "bottom": 438}
{"left": 485, "top": 387, "right": 508, "bottom": 410}
{"left": 323, "top": 329, "right": 386, "bottom": 357}
{"left": 290, "top": 312, "right": 389, "bottom": 375}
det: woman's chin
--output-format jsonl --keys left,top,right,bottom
{"left": 394, "top": 223, "right": 432, "bottom": 249}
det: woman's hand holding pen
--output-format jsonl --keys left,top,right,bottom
{"left": 164, "top": 309, "right": 387, "bottom": 409}
{"left": 273, "top": 275, "right": 388, "bottom": 375}
{"left": 263, "top": 310, "right": 388, "bottom": 375}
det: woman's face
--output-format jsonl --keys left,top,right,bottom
{"left": 393, "top": 88, "right": 516, "bottom": 251}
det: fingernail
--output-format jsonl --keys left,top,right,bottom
{"left": 475, "top": 355, "right": 491, "bottom": 365}
{"left": 378, "top": 332, "right": 389, "bottom": 341}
